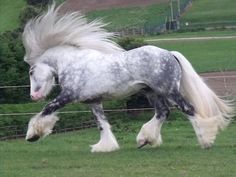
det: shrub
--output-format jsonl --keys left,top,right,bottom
{"left": 19, "top": 5, "right": 42, "bottom": 27}
{"left": 118, "top": 37, "right": 147, "bottom": 50}
{"left": 0, "top": 30, "right": 29, "bottom": 103}
{"left": 25, "top": 0, "right": 50, "bottom": 6}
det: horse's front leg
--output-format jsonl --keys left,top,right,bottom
{"left": 90, "top": 102, "right": 119, "bottom": 152}
{"left": 26, "top": 93, "right": 71, "bottom": 142}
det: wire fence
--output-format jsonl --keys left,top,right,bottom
{"left": 0, "top": 108, "right": 155, "bottom": 140}
{"left": 0, "top": 73, "right": 235, "bottom": 140}
{"left": 114, "top": 0, "right": 193, "bottom": 36}
{"left": 200, "top": 73, "right": 236, "bottom": 97}
{"left": 180, "top": 21, "right": 236, "bottom": 31}
{"left": 0, "top": 105, "right": 235, "bottom": 141}
{"left": 113, "top": 0, "right": 236, "bottom": 36}
{"left": 0, "top": 73, "right": 235, "bottom": 97}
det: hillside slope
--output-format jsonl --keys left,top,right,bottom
{"left": 180, "top": 0, "right": 236, "bottom": 28}
{"left": 0, "top": 0, "right": 26, "bottom": 32}
{"left": 60, "top": 0, "right": 168, "bottom": 13}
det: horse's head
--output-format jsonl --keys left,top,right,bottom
{"left": 29, "top": 63, "right": 55, "bottom": 101}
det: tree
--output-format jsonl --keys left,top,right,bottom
{"left": 19, "top": 5, "right": 41, "bottom": 27}
{"left": 25, "top": 0, "right": 50, "bottom": 6}
{"left": 0, "top": 1, "right": 49, "bottom": 103}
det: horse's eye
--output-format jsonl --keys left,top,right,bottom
{"left": 29, "top": 70, "right": 34, "bottom": 76}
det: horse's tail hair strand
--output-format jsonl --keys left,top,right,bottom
{"left": 171, "top": 51, "right": 235, "bottom": 148}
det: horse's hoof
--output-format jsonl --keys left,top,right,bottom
{"left": 26, "top": 135, "right": 40, "bottom": 142}
{"left": 137, "top": 141, "right": 150, "bottom": 149}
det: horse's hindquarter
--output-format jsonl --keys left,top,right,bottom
{"left": 124, "top": 46, "right": 182, "bottom": 94}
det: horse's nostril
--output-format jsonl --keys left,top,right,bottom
{"left": 31, "top": 95, "right": 38, "bottom": 101}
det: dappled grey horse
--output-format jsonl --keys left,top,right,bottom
{"left": 23, "top": 4, "right": 233, "bottom": 152}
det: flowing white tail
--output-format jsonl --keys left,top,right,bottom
{"left": 171, "top": 51, "right": 234, "bottom": 148}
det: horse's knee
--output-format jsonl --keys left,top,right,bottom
{"left": 156, "top": 108, "right": 170, "bottom": 119}
{"left": 168, "top": 92, "right": 195, "bottom": 116}
{"left": 183, "top": 104, "right": 195, "bottom": 116}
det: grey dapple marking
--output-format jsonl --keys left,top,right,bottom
{"left": 23, "top": 4, "right": 234, "bottom": 152}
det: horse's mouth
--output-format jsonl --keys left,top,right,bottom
{"left": 31, "top": 94, "right": 45, "bottom": 101}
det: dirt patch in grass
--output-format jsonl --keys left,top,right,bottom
{"left": 60, "top": 0, "right": 168, "bottom": 13}
{"left": 200, "top": 71, "right": 236, "bottom": 96}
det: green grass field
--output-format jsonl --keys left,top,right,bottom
{"left": 86, "top": 3, "right": 169, "bottom": 30}
{"left": 145, "top": 30, "right": 236, "bottom": 39}
{"left": 0, "top": 0, "right": 26, "bottom": 32}
{"left": 1, "top": 119, "right": 236, "bottom": 177}
{"left": 0, "top": 0, "right": 170, "bottom": 32}
{"left": 1, "top": 0, "right": 236, "bottom": 33}
{"left": 180, "top": 0, "right": 236, "bottom": 28}
{"left": 146, "top": 35, "right": 236, "bottom": 73}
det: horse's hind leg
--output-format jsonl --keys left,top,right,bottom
{"left": 168, "top": 90, "right": 195, "bottom": 116}
{"left": 137, "top": 94, "right": 170, "bottom": 148}
{"left": 167, "top": 91, "right": 217, "bottom": 148}
{"left": 90, "top": 102, "right": 119, "bottom": 152}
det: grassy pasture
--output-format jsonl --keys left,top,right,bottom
{"left": 145, "top": 30, "right": 236, "bottom": 39}
{"left": 1, "top": 0, "right": 236, "bottom": 33}
{"left": 0, "top": 0, "right": 26, "bottom": 32}
{"left": 1, "top": 119, "right": 236, "bottom": 177}
{"left": 86, "top": 3, "right": 169, "bottom": 30}
{"left": 147, "top": 37, "right": 236, "bottom": 73}
{"left": 181, "top": 0, "right": 236, "bottom": 28}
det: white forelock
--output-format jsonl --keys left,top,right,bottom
{"left": 22, "top": 3, "right": 124, "bottom": 65}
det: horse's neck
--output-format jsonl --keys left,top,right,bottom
{"left": 41, "top": 45, "right": 127, "bottom": 81}
{"left": 40, "top": 46, "right": 76, "bottom": 72}
{"left": 41, "top": 46, "right": 109, "bottom": 76}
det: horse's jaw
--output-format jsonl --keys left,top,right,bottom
{"left": 42, "top": 77, "right": 55, "bottom": 97}
{"left": 31, "top": 77, "right": 55, "bottom": 101}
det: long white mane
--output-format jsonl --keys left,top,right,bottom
{"left": 22, "top": 3, "right": 124, "bottom": 65}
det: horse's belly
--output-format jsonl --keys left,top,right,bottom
{"left": 107, "top": 82, "right": 145, "bottom": 99}
{"left": 79, "top": 80, "right": 145, "bottom": 102}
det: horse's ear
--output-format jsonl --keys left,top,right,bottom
{"left": 24, "top": 56, "right": 33, "bottom": 66}
{"left": 24, "top": 56, "right": 28, "bottom": 63}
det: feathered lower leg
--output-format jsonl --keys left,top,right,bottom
{"left": 90, "top": 103, "right": 119, "bottom": 152}
{"left": 26, "top": 113, "right": 59, "bottom": 141}
{"left": 26, "top": 92, "right": 71, "bottom": 142}
{"left": 137, "top": 95, "right": 169, "bottom": 148}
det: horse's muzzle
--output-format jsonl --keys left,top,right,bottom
{"left": 30, "top": 91, "right": 44, "bottom": 101}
